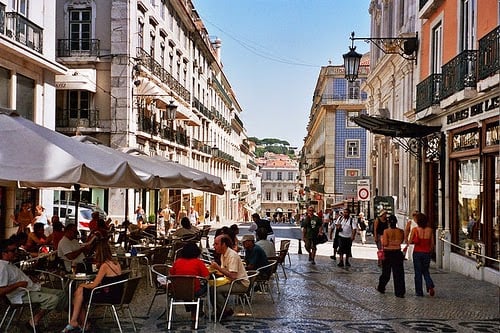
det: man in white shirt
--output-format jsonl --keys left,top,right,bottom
{"left": 0, "top": 239, "right": 66, "bottom": 329}
{"left": 336, "top": 208, "right": 357, "bottom": 267}
{"left": 210, "top": 234, "right": 249, "bottom": 319}
{"left": 188, "top": 206, "right": 199, "bottom": 225}
{"left": 57, "top": 223, "right": 92, "bottom": 272}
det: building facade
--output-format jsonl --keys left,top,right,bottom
{"left": 259, "top": 153, "right": 299, "bottom": 222}
{"left": 53, "top": 0, "right": 256, "bottom": 223}
{"left": 416, "top": 0, "right": 499, "bottom": 284}
{"left": 0, "top": 0, "right": 66, "bottom": 237}
{"left": 360, "top": 0, "right": 499, "bottom": 285}
{"left": 361, "top": 0, "right": 420, "bottom": 224}
{"left": 302, "top": 62, "right": 369, "bottom": 215}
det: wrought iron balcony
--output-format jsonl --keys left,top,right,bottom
{"left": 56, "top": 108, "right": 99, "bottom": 128}
{"left": 416, "top": 74, "right": 442, "bottom": 113}
{"left": 478, "top": 25, "right": 499, "bottom": 80}
{"left": 441, "top": 50, "right": 478, "bottom": 100}
{"left": 4, "top": 11, "right": 43, "bottom": 53}
{"left": 192, "top": 98, "right": 211, "bottom": 118}
{"left": 191, "top": 138, "right": 212, "bottom": 154}
{"left": 137, "top": 112, "right": 156, "bottom": 134}
{"left": 57, "top": 39, "right": 100, "bottom": 57}
{"left": 136, "top": 47, "right": 190, "bottom": 103}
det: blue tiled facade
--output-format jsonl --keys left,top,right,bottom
{"left": 330, "top": 78, "right": 367, "bottom": 200}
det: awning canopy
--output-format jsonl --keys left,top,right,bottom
{"left": 55, "top": 69, "right": 97, "bottom": 92}
{"left": 352, "top": 114, "right": 441, "bottom": 138}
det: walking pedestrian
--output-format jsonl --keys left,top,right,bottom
{"left": 329, "top": 210, "right": 341, "bottom": 260}
{"left": 403, "top": 210, "right": 419, "bottom": 259}
{"left": 336, "top": 208, "right": 357, "bottom": 267}
{"left": 374, "top": 209, "right": 389, "bottom": 265}
{"left": 410, "top": 212, "right": 435, "bottom": 297}
{"left": 301, "top": 205, "right": 322, "bottom": 265}
{"left": 377, "top": 215, "right": 406, "bottom": 297}
{"left": 357, "top": 212, "right": 368, "bottom": 245}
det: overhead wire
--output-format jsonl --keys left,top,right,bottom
{"left": 201, "top": 17, "right": 322, "bottom": 68}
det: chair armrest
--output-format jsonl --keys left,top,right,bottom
{"left": 34, "top": 269, "right": 66, "bottom": 289}
{"left": 88, "top": 278, "right": 128, "bottom": 300}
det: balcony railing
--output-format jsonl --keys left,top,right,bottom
{"left": 0, "top": 5, "right": 5, "bottom": 34}
{"left": 136, "top": 47, "right": 190, "bottom": 103}
{"left": 192, "top": 98, "right": 212, "bottom": 118}
{"left": 191, "top": 138, "right": 212, "bottom": 154}
{"left": 137, "top": 112, "right": 190, "bottom": 147}
{"left": 478, "top": 25, "right": 500, "bottom": 80}
{"left": 441, "top": 50, "right": 478, "bottom": 100}
{"left": 56, "top": 109, "right": 100, "bottom": 128}
{"left": 320, "top": 93, "right": 366, "bottom": 104}
{"left": 416, "top": 74, "right": 442, "bottom": 113}
{"left": 57, "top": 39, "right": 100, "bottom": 57}
{"left": 4, "top": 12, "right": 43, "bottom": 53}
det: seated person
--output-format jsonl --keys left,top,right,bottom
{"left": 9, "top": 232, "right": 31, "bottom": 261}
{"left": 170, "top": 242, "right": 209, "bottom": 325}
{"left": 62, "top": 240, "right": 123, "bottom": 332}
{"left": 255, "top": 227, "right": 276, "bottom": 258}
{"left": 241, "top": 234, "right": 269, "bottom": 273}
{"left": 51, "top": 220, "right": 65, "bottom": 250}
{"left": 172, "top": 217, "right": 200, "bottom": 239}
{"left": 25, "top": 222, "right": 53, "bottom": 256}
{"left": 210, "top": 235, "right": 249, "bottom": 320}
{"left": 0, "top": 239, "right": 66, "bottom": 330}
{"left": 57, "top": 223, "right": 94, "bottom": 273}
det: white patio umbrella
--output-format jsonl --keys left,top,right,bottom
{"left": 73, "top": 136, "right": 225, "bottom": 195}
{"left": 0, "top": 110, "right": 152, "bottom": 188}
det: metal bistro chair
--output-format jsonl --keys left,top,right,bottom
{"left": 276, "top": 240, "right": 291, "bottom": 279}
{"left": 147, "top": 263, "right": 170, "bottom": 316}
{"left": 279, "top": 239, "right": 292, "bottom": 266}
{"left": 0, "top": 287, "right": 36, "bottom": 333}
{"left": 167, "top": 275, "right": 209, "bottom": 330}
{"left": 255, "top": 260, "right": 278, "bottom": 303}
{"left": 82, "top": 276, "right": 142, "bottom": 333}
{"left": 219, "top": 270, "right": 259, "bottom": 322}
{"left": 144, "top": 246, "right": 171, "bottom": 287}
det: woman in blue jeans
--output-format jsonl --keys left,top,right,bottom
{"left": 410, "top": 212, "right": 435, "bottom": 297}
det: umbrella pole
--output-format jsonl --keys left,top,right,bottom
{"left": 73, "top": 184, "right": 81, "bottom": 238}
{"left": 124, "top": 189, "right": 129, "bottom": 250}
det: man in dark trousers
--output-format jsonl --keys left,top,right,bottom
{"left": 249, "top": 213, "right": 275, "bottom": 243}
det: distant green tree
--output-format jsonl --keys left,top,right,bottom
{"left": 250, "top": 137, "right": 295, "bottom": 158}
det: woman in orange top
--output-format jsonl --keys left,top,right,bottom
{"left": 410, "top": 212, "right": 435, "bottom": 297}
{"left": 376, "top": 215, "right": 405, "bottom": 298}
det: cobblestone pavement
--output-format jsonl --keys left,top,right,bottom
{"left": 4, "top": 235, "right": 499, "bottom": 332}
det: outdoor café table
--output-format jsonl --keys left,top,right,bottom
{"left": 66, "top": 273, "right": 96, "bottom": 322}
{"left": 112, "top": 252, "right": 147, "bottom": 277}
{"left": 207, "top": 266, "right": 226, "bottom": 322}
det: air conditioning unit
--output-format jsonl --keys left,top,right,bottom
{"left": 207, "top": 77, "right": 212, "bottom": 84}
{"left": 193, "top": 59, "right": 199, "bottom": 67}
{"left": 198, "top": 67, "right": 204, "bottom": 74}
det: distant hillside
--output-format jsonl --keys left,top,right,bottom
{"left": 248, "top": 137, "right": 296, "bottom": 158}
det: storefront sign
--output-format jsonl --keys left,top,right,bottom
{"left": 447, "top": 96, "right": 499, "bottom": 124}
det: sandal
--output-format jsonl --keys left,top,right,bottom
{"left": 61, "top": 324, "right": 81, "bottom": 333}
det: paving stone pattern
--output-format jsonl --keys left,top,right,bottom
{"left": 2, "top": 239, "right": 498, "bottom": 332}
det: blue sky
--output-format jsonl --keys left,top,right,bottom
{"left": 192, "top": 0, "right": 371, "bottom": 148}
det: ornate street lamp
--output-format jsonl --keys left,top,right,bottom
{"left": 343, "top": 34, "right": 363, "bottom": 82}
{"left": 164, "top": 100, "right": 177, "bottom": 122}
{"left": 343, "top": 31, "right": 418, "bottom": 82}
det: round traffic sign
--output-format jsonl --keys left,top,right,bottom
{"left": 358, "top": 187, "right": 370, "bottom": 200}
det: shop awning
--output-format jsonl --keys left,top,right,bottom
{"left": 55, "top": 69, "right": 97, "bottom": 92}
{"left": 352, "top": 114, "right": 441, "bottom": 138}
